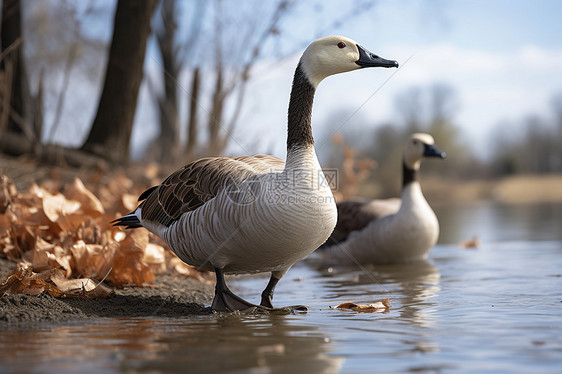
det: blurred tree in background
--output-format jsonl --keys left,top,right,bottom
{"left": 81, "top": 0, "right": 158, "bottom": 163}
{"left": 358, "top": 83, "right": 471, "bottom": 197}
{"left": 1, "top": 0, "right": 378, "bottom": 168}
{"left": 325, "top": 83, "right": 562, "bottom": 200}
{"left": 147, "top": 0, "right": 205, "bottom": 164}
{"left": 0, "top": 0, "right": 560, "bottom": 184}
{"left": 0, "top": 0, "right": 37, "bottom": 155}
{"left": 490, "top": 96, "right": 562, "bottom": 176}
{"left": 146, "top": 0, "right": 293, "bottom": 166}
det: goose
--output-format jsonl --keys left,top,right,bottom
{"left": 319, "top": 133, "right": 445, "bottom": 265}
{"left": 113, "top": 36, "right": 398, "bottom": 312}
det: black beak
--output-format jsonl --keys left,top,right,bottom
{"left": 424, "top": 144, "right": 446, "bottom": 158}
{"left": 356, "top": 45, "right": 399, "bottom": 68}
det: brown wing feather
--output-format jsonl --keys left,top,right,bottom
{"left": 324, "top": 198, "right": 401, "bottom": 245}
{"left": 139, "top": 155, "right": 284, "bottom": 227}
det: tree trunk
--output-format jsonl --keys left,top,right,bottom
{"left": 155, "top": 0, "right": 180, "bottom": 164}
{"left": 1, "top": 0, "right": 32, "bottom": 147}
{"left": 207, "top": 68, "right": 225, "bottom": 155}
{"left": 185, "top": 67, "right": 200, "bottom": 161}
{"left": 81, "top": 0, "right": 158, "bottom": 163}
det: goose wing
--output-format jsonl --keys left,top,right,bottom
{"left": 327, "top": 198, "right": 401, "bottom": 244}
{"left": 139, "top": 155, "right": 285, "bottom": 227}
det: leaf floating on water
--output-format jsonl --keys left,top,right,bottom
{"left": 458, "top": 236, "right": 479, "bottom": 249}
{"left": 332, "top": 299, "right": 390, "bottom": 313}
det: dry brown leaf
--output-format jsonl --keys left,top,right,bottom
{"left": 28, "top": 237, "right": 53, "bottom": 271}
{"left": 0, "top": 236, "right": 16, "bottom": 259}
{"left": 0, "top": 174, "right": 13, "bottom": 214}
{"left": 69, "top": 240, "right": 88, "bottom": 273}
{"left": 24, "top": 239, "right": 72, "bottom": 277}
{"left": 96, "top": 242, "right": 117, "bottom": 276}
{"left": 0, "top": 214, "right": 11, "bottom": 235}
{"left": 12, "top": 225, "right": 36, "bottom": 254}
{"left": 143, "top": 243, "right": 167, "bottom": 274}
{"left": 52, "top": 246, "right": 72, "bottom": 277}
{"left": 95, "top": 214, "right": 123, "bottom": 242}
{"left": 75, "top": 219, "right": 103, "bottom": 244}
{"left": 110, "top": 230, "right": 154, "bottom": 286}
{"left": 39, "top": 189, "right": 81, "bottom": 223}
{"left": 0, "top": 268, "right": 113, "bottom": 298}
{"left": 120, "top": 229, "right": 149, "bottom": 253}
{"left": 35, "top": 236, "right": 55, "bottom": 251}
{"left": 17, "top": 207, "right": 60, "bottom": 235}
{"left": 169, "top": 256, "right": 212, "bottom": 284}
{"left": 332, "top": 299, "right": 390, "bottom": 313}
{"left": 110, "top": 250, "right": 154, "bottom": 287}
{"left": 64, "top": 178, "right": 105, "bottom": 217}
{"left": 0, "top": 268, "right": 64, "bottom": 297}
{"left": 58, "top": 213, "right": 96, "bottom": 233}
{"left": 50, "top": 269, "right": 113, "bottom": 298}
{"left": 108, "top": 173, "right": 133, "bottom": 194}
{"left": 121, "top": 193, "right": 139, "bottom": 212}
{"left": 144, "top": 163, "right": 160, "bottom": 180}
{"left": 69, "top": 241, "right": 113, "bottom": 279}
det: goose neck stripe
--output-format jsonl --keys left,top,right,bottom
{"left": 402, "top": 161, "right": 419, "bottom": 187}
{"left": 287, "top": 63, "right": 315, "bottom": 149}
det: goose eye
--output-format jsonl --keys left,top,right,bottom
{"left": 413, "top": 140, "right": 418, "bottom": 145}
{"left": 337, "top": 42, "right": 346, "bottom": 49}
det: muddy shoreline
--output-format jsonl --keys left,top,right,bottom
{"left": 0, "top": 258, "right": 215, "bottom": 327}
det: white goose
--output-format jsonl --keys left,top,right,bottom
{"left": 113, "top": 36, "right": 398, "bottom": 312}
{"left": 319, "top": 133, "right": 445, "bottom": 265}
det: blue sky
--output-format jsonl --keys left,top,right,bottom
{"left": 193, "top": 0, "right": 562, "bottom": 160}
{"left": 38, "top": 0, "right": 562, "bottom": 162}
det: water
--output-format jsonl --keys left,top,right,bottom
{"left": 1, "top": 202, "right": 561, "bottom": 373}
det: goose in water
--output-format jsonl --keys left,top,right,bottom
{"left": 319, "top": 133, "right": 446, "bottom": 265}
{"left": 113, "top": 36, "right": 398, "bottom": 312}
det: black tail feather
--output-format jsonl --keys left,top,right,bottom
{"left": 111, "top": 213, "right": 142, "bottom": 229}
{"left": 138, "top": 185, "right": 158, "bottom": 202}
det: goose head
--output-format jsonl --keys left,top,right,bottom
{"left": 404, "top": 133, "right": 446, "bottom": 170}
{"left": 300, "top": 36, "right": 399, "bottom": 88}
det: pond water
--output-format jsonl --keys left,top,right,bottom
{"left": 1, "top": 202, "right": 561, "bottom": 373}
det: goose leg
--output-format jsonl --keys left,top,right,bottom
{"left": 260, "top": 274, "right": 279, "bottom": 308}
{"left": 211, "top": 268, "right": 258, "bottom": 312}
{"left": 260, "top": 272, "right": 308, "bottom": 312}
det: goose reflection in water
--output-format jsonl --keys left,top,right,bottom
{"left": 310, "top": 258, "right": 441, "bottom": 329}
{"left": 0, "top": 316, "right": 344, "bottom": 373}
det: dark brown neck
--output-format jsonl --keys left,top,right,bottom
{"left": 402, "top": 160, "right": 419, "bottom": 188}
{"left": 287, "top": 62, "right": 316, "bottom": 151}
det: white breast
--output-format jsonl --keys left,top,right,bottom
{"left": 162, "top": 148, "right": 337, "bottom": 274}
{"left": 322, "top": 183, "right": 438, "bottom": 265}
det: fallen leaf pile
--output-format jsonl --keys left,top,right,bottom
{"left": 331, "top": 299, "right": 390, "bottom": 313}
{"left": 0, "top": 268, "right": 113, "bottom": 298}
{"left": 0, "top": 171, "right": 210, "bottom": 298}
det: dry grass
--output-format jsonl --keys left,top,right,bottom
{"left": 357, "top": 174, "right": 562, "bottom": 206}
{"left": 491, "top": 174, "right": 562, "bottom": 204}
